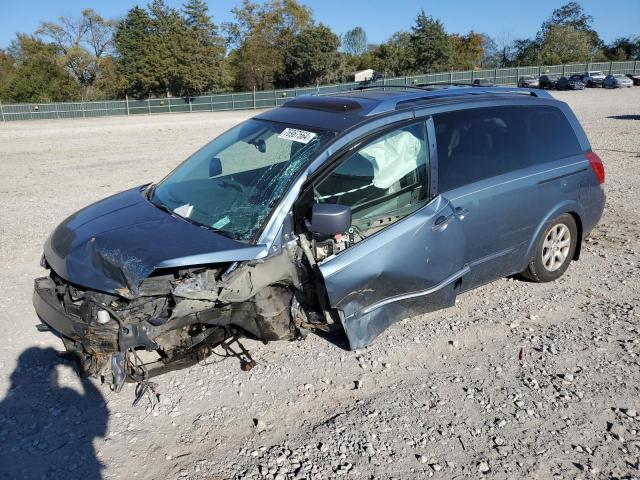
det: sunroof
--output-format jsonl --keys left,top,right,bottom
{"left": 283, "top": 96, "right": 362, "bottom": 113}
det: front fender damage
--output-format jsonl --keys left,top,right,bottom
{"left": 34, "top": 242, "right": 334, "bottom": 392}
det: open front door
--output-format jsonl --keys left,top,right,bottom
{"left": 318, "top": 195, "right": 467, "bottom": 349}
{"left": 306, "top": 118, "right": 467, "bottom": 349}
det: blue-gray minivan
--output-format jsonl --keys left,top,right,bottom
{"left": 33, "top": 86, "right": 605, "bottom": 389}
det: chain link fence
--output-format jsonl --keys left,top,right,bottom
{"left": 1, "top": 61, "right": 638, "bottom": 122}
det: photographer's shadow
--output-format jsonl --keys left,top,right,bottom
{"left": 0, "top": 347, "right": 108, "bottom": 480}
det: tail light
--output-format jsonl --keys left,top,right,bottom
{"left": 585, "top": 151, "right": 605, "bottom": 184}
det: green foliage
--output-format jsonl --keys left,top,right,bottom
{"left": 605, "top": 37, "right": 640, "bottom": 61}
{"left": 1, "top": 35, "right": 78, "bottom": 102}
{"left": 511, "top": 1, "right": 605, "bottom": 65}
{"left": 0, "top": 49, "right": 14, "bottom": 94}
{"left": 512, "top": 38, "right": 542, "bottom": 66}
{"left": 35, "top": 9, "right": 118, "bottom": 99}
{"left": 115, "top": 0, "right": 227, "bottom": 98}
{"left": 342, "top": 27, "right": 368, "bottom": 57}
{"left": 0, "top": 0, "right": 636, "bottom": 104}
{"left": 283, "top": 24, "right": 341, "bottom": 87}
{"left": 542, "top": 2, "right": 594, "bottom": 33}
{"left": 450, "top": 32, "right": 484, "bottom": 70}
{"left": 371, "top": 32, "right": 416, "bottom": 76}
{"left": 410, "top": 11, "right": 454, "bottom": 73}
{"left": 226, "top": 0, "right": 313, "bottom": 90}
{"left": 539, "top": 25, "right": 592, "bottom": 65}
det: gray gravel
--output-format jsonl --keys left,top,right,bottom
{"left": 0, "top": 88, "right": 639, "bottom": 479}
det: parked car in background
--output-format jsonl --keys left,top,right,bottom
{"left": 603, "top": 74, "right": 633, "bottom": 89}
{"left": 32, "top": 85, "right": 605, "bottom": 389}
{"left": 518, "top": 75, "right": 539, "bottom": 88}
{"left": 582, "top": 71, "right": 606, "bottom": 87}
{"left": 557, "top": 75, "right": 586, "bottom": 90}
{"left": 472, "top": 78, "right": 495, "bottom": 87}
{"left": 539, "top": 74, "right": 561, "bottom": 89}
{"left": 626, "top": 73, "right": 640, "bottom": 86}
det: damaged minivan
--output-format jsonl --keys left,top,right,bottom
{"left": 33, "top": 85, "right": 605, "bottom": 390}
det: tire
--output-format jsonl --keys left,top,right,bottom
{"left": 522, "top": 214, "right": 578, "bottom": 283}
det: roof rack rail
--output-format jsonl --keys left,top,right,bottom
{"left": 415, "top": 82, "right": 475, "bottom": 88}
{"left": 363, "top": 85, "right": 551, "bottom": 116}
{"left": 353, "top": 84, "right": 440, "bottom": 92}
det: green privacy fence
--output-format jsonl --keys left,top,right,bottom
{"left": 1, "top": 60, "right": 638, "bottom": 122}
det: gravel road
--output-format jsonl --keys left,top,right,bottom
{"left": 0, "top": 88, "right": 638, "bottom": 480}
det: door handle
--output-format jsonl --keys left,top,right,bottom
{"left": 454, "top": 207, "right": 469, "bottom": 221}
{"left": 432, "top": 214, "right": 454, "bottom": 231}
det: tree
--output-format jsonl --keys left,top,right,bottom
{"left": 495, "top": 32, "right": 515, "bottom": 67}
{"left": 1, "top": 35, "right": 78, "bottom": 102}
{"left": 0, "top": 49, "right": 14, "bottom": 95}
{"left": 114, "top": 0, "right": 227, "bottom": 98}
{"left": 542, "top": 2, "right": 593, "bottom": 33}
{"left": 180, "top": 0, "right": 228, "bottom": 93}
{"left": 114, "top": 6, "right": 156, "bottom": 97}
{"left": 450, "top": 31, "right": 484, "bottom": 70}
{"left": 478, "top": 34, "right": 499, "bottom": 68}
{"left": 512, "top": 38, "right": 541, "bottom": 66}
{"left": 35, "top": 9, "right": 117, "bottom": 99}
{"left": 606, "top": 37, "right": 640, "bottom": 61}
{"left": 410, "top": 11, "right": 454, "bottom": 73}
{"left": 371, "top": 31, "right": 415, "bottom": 76}
{"left": 226, "top": 0, "right": 312, "bottom": 90}
{"left": 540, "top": 2, "right": 601, "bottom": 52}
{"left": 342, "top": 27, "right": 368, "bottom": 57}
{"left": 283, "top": 24, "right": 341, "bottom": 87}
{"left": 539, "top": 25, "right": 592, "bottom": 65}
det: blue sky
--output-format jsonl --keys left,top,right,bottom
{"left": 1, "top": 0, "right": 638, "bottom": 48}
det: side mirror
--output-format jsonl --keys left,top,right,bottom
{"left": 308, "top": 204, "right": 352, "bottom": 236}
{"left": 209, "top": 157, "right": 222, "bottom": 177}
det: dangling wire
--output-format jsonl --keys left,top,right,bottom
{"left": 126, "top": 349, "right": 160, "bottom": 407}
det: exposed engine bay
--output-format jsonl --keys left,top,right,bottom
{"left": 34, "top": 236, "right": 344, "bottom": 393}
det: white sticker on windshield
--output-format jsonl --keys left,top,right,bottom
{"left": 212, "top": 216, "right": 230, "bottom": 229}
{"left": 278, "top": 128, "right": 317, "bottom": 144}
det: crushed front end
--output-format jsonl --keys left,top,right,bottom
{"left": 33, "top": 245, "right": 328, "bottom": 391}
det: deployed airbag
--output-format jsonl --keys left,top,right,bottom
{"left": 360, "top": 130, "right": 424, "bottom": 189}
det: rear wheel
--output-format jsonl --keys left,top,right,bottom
{"left": 522, "top": 214, "right": 577, "bottom": 283}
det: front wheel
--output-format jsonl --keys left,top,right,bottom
{"left": 522, "top": 214, "right": 578, "bottom": 283}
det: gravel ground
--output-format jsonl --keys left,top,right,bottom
{"left": 0, "top": 88, "right": 639, "bottom": 480}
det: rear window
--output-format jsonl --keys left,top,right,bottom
{"left": 435, "top": 105, "right": 582, "bottom": 192}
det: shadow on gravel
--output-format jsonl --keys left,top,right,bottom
{"left": 607, "top": 114, "right": 640, "bottom": 120}
{"left": 0, "top": 347, "right": 108, "bottom": 480}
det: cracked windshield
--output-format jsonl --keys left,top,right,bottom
{"left": 151, "top": 119, "right": 332, "bottom": 241}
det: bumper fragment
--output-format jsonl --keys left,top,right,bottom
{"left": 32, "top": 277, "right": 119, "bottom": 353}
{"left": 33, "top": 277, "right": 79, "bottom": 339}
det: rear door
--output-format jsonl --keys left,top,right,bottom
{"left": 433, "top": 104, "right": 587, "bottom": 289}
{"left": 308, "top": 118, "right": 468, "bottom": 349}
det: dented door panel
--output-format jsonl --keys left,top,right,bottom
{"left": 319, "top": 195, "right": 467, "bottom": 348}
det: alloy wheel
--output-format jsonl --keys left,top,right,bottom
{"left": 542, "top": 223, "right": 571, "bottom": 272}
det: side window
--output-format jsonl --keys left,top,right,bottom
{"left": 435, "top": 107, "right": 529, "bottom": 192}
{"left": 524, "top": 106, "right": 582, "bottom": 163}
{"left": 435, "top": 105, "right": 582, "bottom": 193}
{"left": 314, "top": 121, "right": 429, "bottom": 243}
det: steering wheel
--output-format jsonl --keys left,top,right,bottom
{"left": 218, "top": 176, "right": 245, "bottom": 194}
